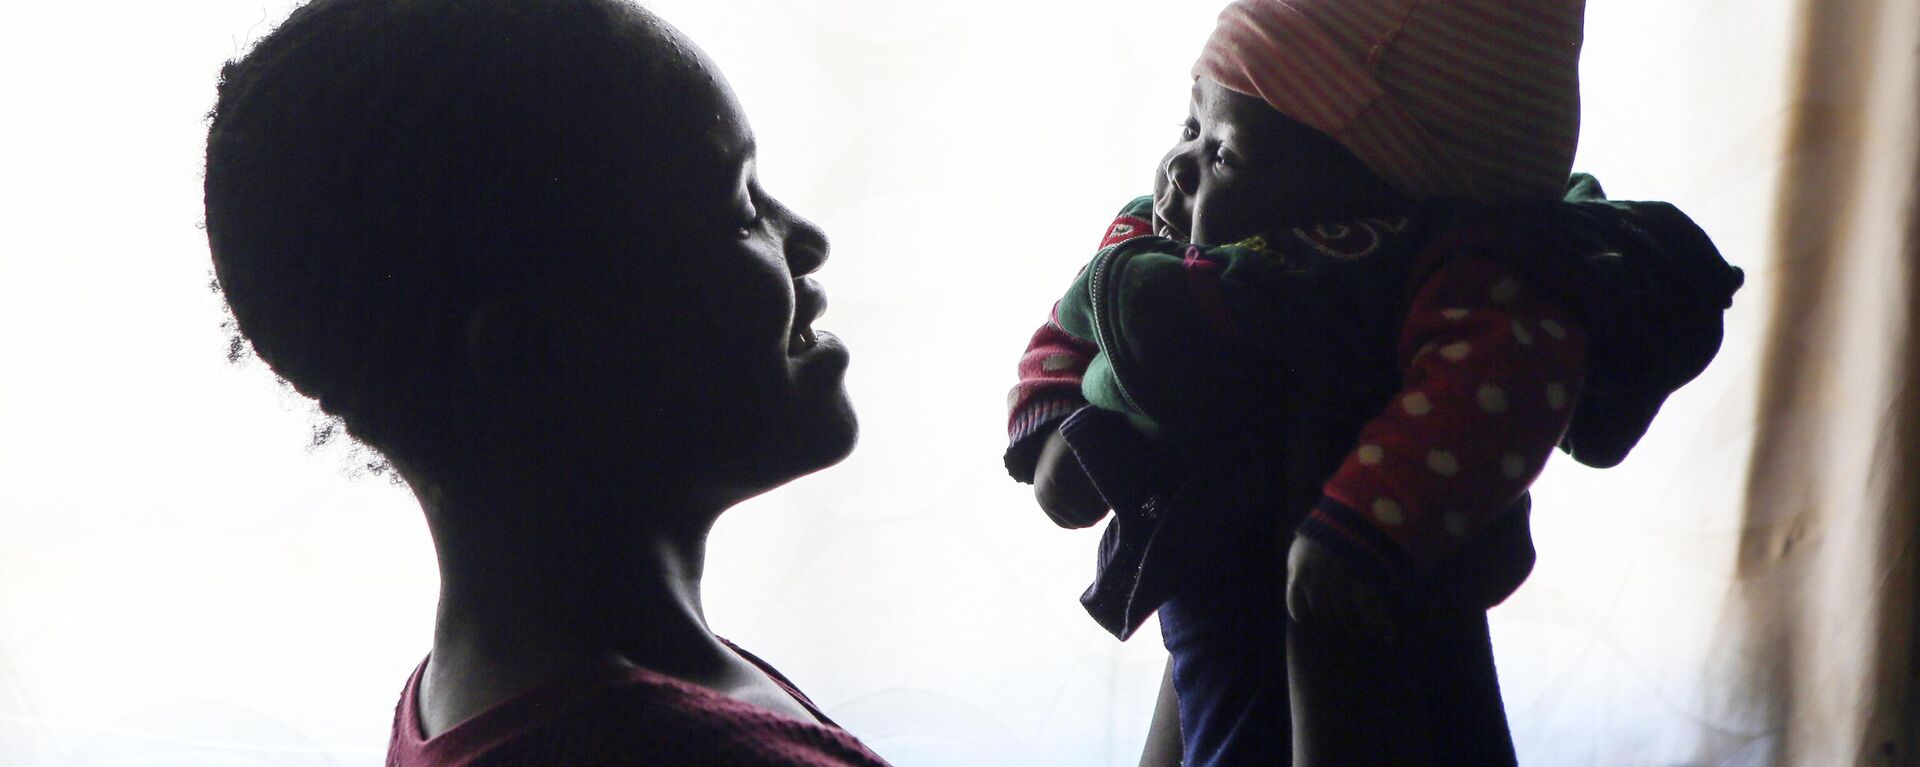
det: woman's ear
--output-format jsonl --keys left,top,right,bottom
{"left": 465, "top": 292, "right": 554, "bottom": 412}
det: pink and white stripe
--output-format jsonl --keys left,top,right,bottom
{"left": 1193, "top": 0, "right": 1586, "bottom": 203}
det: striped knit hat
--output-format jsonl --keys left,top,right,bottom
{"left": 1193, "top": 0, "right": 1586, "bottom": 203}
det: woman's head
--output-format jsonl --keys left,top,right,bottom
{"left": 206, "top": 0, "right": 854, "bottom": 512}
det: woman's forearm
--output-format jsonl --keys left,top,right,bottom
{"left": 1139, "top": 658, "right": 1184, "bottom": 767}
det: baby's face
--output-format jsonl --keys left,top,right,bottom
{"left": 1154, "top": 78, "right": 1399, "bottom": 245}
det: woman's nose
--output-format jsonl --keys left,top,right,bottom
{"left": 1164, "top": 152, "right": 1198, "bottom": 196}
{"left": 783, "top": 214, "right": 830, "bottom": 277}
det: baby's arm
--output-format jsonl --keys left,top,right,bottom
{"left": 1010, "top": 311, "right": 1107, "bottom": 528}
{"left": 1005, "top": 200, "right": 1159, "bottom": 526}
{"left": 1291, "top": 254, "right": 1588, "bottom": 625}
{"left": 1005, "top": 306, "right": 1098, "bottom": 483}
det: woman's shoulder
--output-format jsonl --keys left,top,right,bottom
{"left": 480, "top": 677, "right": 893, "bottom": 767}
{"left": 388, "top": 655, "right": 894, "bottom": 767}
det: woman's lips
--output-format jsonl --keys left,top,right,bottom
{"left": 791, "top": 330, "right": 850, "bottom": 384}
{"left": 789, "top": 279, "right": 827, "bottom": 356}
{"left": 788, "top": 326, "right": 817, "bottom": 354}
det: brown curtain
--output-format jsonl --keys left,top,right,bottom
{"left": 1736, "top": 0, "right": 1920, "bottom": 763}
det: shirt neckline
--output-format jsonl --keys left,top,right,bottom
{"left": 400, "top": 639, "right": 837, "bottom": 759}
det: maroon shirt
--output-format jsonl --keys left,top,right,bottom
{"left": 387, "top": 644, "right": 893, "bottom": 767}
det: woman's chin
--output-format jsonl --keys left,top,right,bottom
{"left": 729, "top": 391, "right": 857, "bottom": 498}
{"left": 791, "top": 389, "right": 859, "bottom": 476}
{"left": 818, "top": 398, "right": 859, "bottom": 465}
{"left": 786, "top": 329, "right": 858, "bottom": 469}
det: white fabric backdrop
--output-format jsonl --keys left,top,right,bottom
{"left": 0, "top": 1, "right": 1794, "bottom": 765}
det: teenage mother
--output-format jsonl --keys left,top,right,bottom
{"left": 203, "top": 1, "right": 890, "bottom": 763}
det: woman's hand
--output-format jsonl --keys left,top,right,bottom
{"left": 1285, "top": 534, "right": 1395, "bottom": 643}
{"left": 1033, "top": 428, "right": 1110, "bottom": 528}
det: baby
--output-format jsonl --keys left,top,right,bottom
{"left": 1003, "top": 1, "right": 1742, "bottom": 765}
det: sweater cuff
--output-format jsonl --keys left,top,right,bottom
{"left": 1004, "top": 395, "right": 1088, "bottom": 483}
{"left": 1056, "top": 406, "right": 1178, "bottom": 513}
{"left": 1297, "top": 497, "right": 1415, "bottom": 593}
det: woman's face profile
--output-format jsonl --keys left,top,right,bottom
{"left": 534, "top": 39, "right": 857, "bottom": 506}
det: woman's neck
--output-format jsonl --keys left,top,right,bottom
{"left": 415, "top": 487, "right": 739, "bottom": 735}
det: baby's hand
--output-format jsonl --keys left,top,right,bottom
{"left": 1285, "top": 534, "right": 1395, "bottom": 643}
{"left": 1033, "top": 428, "right": 1109, "bottom": 529}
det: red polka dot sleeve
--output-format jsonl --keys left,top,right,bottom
{"left": 1299, "top": 255, "right": 1589, "bottom": 586}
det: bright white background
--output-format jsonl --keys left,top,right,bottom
{"left": 0, "top": 1, "right": 1793, "bottom": 765}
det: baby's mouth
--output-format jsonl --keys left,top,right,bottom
{"left": 1153, "top": 213, "right": 1188, "bottom": 242}
{"left": 1151, "top": 198, "right": 1189, "bottom": 241}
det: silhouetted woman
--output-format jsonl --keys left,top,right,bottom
{"left": 204, "top": 1, "right": 889, "bottom": 763}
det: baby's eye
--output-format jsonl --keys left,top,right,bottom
{"left": 1179, "top": 122, "right": 1199, "bottom": 141}
{"left": 1214, "top": 147, "right": 1237, "bottom": 166}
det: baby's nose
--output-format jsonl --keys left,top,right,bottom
{"left": 1164, "top": 153, "right": 1198, "bottom": 196}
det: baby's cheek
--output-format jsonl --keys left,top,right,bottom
{"left": 1190, "top": 200, "right": 1242, "bottom": 245}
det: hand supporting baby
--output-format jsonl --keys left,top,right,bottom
{"left": 1038, "top": 412, "right": 1397, "bottom": 643}
{"left": 1286, "top": 535, "right": 1396, "bottom": 643}
{"left": 1041, "top": 412, "right": 1396, "bottom": 644}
